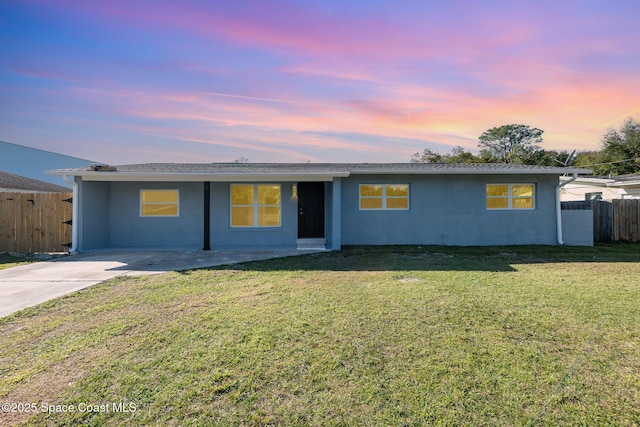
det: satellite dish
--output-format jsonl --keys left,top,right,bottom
{"left": 554, "top": 149, "right": 576, "bottom": 167}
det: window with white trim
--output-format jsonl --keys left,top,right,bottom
{"left": 231, "top": 184, "right": 281, "bottom": 227}
{"left": 359, "top": 184, "right": 409, "bottom": 210}
{"left": 140, "top": 189, "right": 179, "bottom": 217}
{"left": 486, "top": 184, "right": 535, "bottom": 209}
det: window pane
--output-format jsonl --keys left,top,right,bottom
{"left": 141, "top": 190, "right": 178, "bottom": 203}
{"left": 231, "top": 185, "right": 254, "bottom": 205}
{"left": 486, "top": 185, "right": 508, "bottom": 197}
{"left": 231, "top": 206, "right": 254, "bottom": 226}
{"left": 387, "top": 198, "right": 409, "bottom": 209}
{"left": 361, "top": 198, "right": 383, "bottom": 209}
{"left": 386, "top": 184, "right": 409, "bottom": 197}
{"left": 487, "top": 198, "right": 509, "bottom": 209}
{"left": 513, "top": 198, "right": 534, "bottom": 209}
{"left": 513, "top": 184, "right": 534, "bottom": 197}
{"left": 360, "top": 185, "right": 382, "bottom": 197}
{"left": 141, "top": 204, "right": 178, "bottom": 216}
{"left": 258, "top": 206, "right": 281, "bottom": 226}
{"left": 258, "top": 185, "right": 281, "bottom": 205}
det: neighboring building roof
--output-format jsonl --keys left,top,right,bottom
{"left": 0, "top": 171, "right": 71, "bottom": 192}
{"left": 560, "top": 173, "right": 640, "bottom": 201}
{"left": 560, "top": 173, "right": 640, "bottom": 187}
{"left": 610, "top": 174, "right": 640, "bottom": 186}
{"left": 0, "top": 140, "right": 95, "bottom": 187}
{"left": 48, "top": 162, "right": 592, "bottom": 182}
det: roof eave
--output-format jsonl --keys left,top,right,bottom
{"left": 47, "top": 171, "right": 351, "bottom": 182}
{"left": 613, "top": 181, "right": 640, "bottom": 187}
{"left": 561, "top": 176, "right": 640, "bottom": 187}
{"left": 47, "top": 165, "right": 592, "bottom": 179}
{"left": 350, "top": 168, "right": 592, "bottom": 175}
{"left": 561, "top": 176, "right": 613, "bottom": 184}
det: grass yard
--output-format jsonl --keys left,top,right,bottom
{"left": 1, "top": 245, "right": 639, "bottom": 426}
{"left": 0, "top": 253, "right": 37, "bottom": 271}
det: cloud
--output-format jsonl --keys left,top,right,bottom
{"left": 4, "top": 0, "right": 639, "bottom": 162}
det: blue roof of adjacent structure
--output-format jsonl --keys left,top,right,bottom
{"left": 0, "top": 141, "right": 95, "bottom": 187}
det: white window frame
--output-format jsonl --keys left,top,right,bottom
{"left": 359, "top": 184, "right": 410, "bottom": 210}
{"left": 486, "top": 183, "right": 535, "bottom": 210}
{"left": 230, "top": 184, "right": 281, "bottom": 228}
{"left": 139, "top": 189, "right": 180, "bottom": 217}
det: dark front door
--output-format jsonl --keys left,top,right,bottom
{"left": 298, "top": 182, "right": 325, "bottom": 238}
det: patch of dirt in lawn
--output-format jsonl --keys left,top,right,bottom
{"left": 392, "top": 252, "right": 454, "bottom": 260}
{"left": 2, "top": 355, "right": 89, "bottom": 426}
{"left": 496, "top": 252, "right": 550, "bottom": 263}
{"left": 397, "top": 277, "right": 421, "bottom": 283}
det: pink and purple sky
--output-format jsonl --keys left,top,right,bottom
{"left": 1, "top": 0, "right": 639, "bottom": 164}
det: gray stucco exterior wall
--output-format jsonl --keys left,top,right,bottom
{"left": 340, "top": 174, "right": 559, "bottom": 246}
{"left": 561, "top": 210, "right": 594, "bottom": 246}
{"left": 73, "top": 172, "right": 566, "bottom": 251}
{"left": 108, "top": 182, "right": 204, "bottom": 249}
{"left": 77, "top": 180, "right": 110, "bottom": 251}
{"left": 209, "top": 182, "right": 299, "bottom": 249}
{"left": 77, "top": 180, "right": 204, "bottom": 250}
{"left": 328, "top": 178, "right": 341, "bottom": 250}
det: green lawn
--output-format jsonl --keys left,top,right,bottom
{"left": 1, "top": 245, "right": 639, "bottom": 426}
{"left": 0, "top": 253, "right": 37, "bottom": 270}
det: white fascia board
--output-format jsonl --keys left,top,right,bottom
{"left": 562, "top": 177, "right": 640, "bottom": 188}
{"left": 613, "top": 181, "right": 640, "bottom": 187}
{"left": 562, "top": 176, "right": 614, "bottom": 184}
{"left": 49, "top": 172, "right": 350, "bottom": 182}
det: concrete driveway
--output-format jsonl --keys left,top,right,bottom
{"left": 0, "top": 249, "right": 311, "bottom": 318}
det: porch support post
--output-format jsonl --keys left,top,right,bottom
{"left": 203, "top": 181, "right": 211, "bottom": 250}
{"left": 331, "top": 178, "right": 342, "bottom": 250}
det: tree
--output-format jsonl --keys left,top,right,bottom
{"left": 411, "top": 146, "right": 484, "bottom": 164}
{"left": 478, "top": 124, "right": 544, "bottom": 163}
{"left": 410, "top": 148, "right": 443, "bottom": 164}
{"left": 447, "top": 146, "right": 483, "bottom": 163}
{"left": 573, "top": 151, "right": 605, "bottom": 173}
{"left": 598, "top": 117, "right": 640, "bottom": 175}
{"left": 521, "top": 149, "right": 574, "bottom": 167}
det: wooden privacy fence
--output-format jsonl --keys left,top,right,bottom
{"left": 613, "top": 199, "right": 640, "bottom": 242}
{"left": 561, "top": 199, "right": 640, "bottom": 243}
{"left": 0, "top": 192, "right": 73, "bottom": 253}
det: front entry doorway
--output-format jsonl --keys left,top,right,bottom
{"left": 297, "top": 182, "right": 325, "bottom": 238}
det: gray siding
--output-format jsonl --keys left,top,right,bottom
{"left": 341, "top": 174, "right": 559, "bottom": 246}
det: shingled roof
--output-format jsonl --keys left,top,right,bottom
{"left": 49, "top": 162, "right": 591, "bottom": 179}
{"left": 0, "top": 171, "right": 71, "bottom": 192}
{"left": 114, "top": 162, "right": 590, "bottom": 174}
